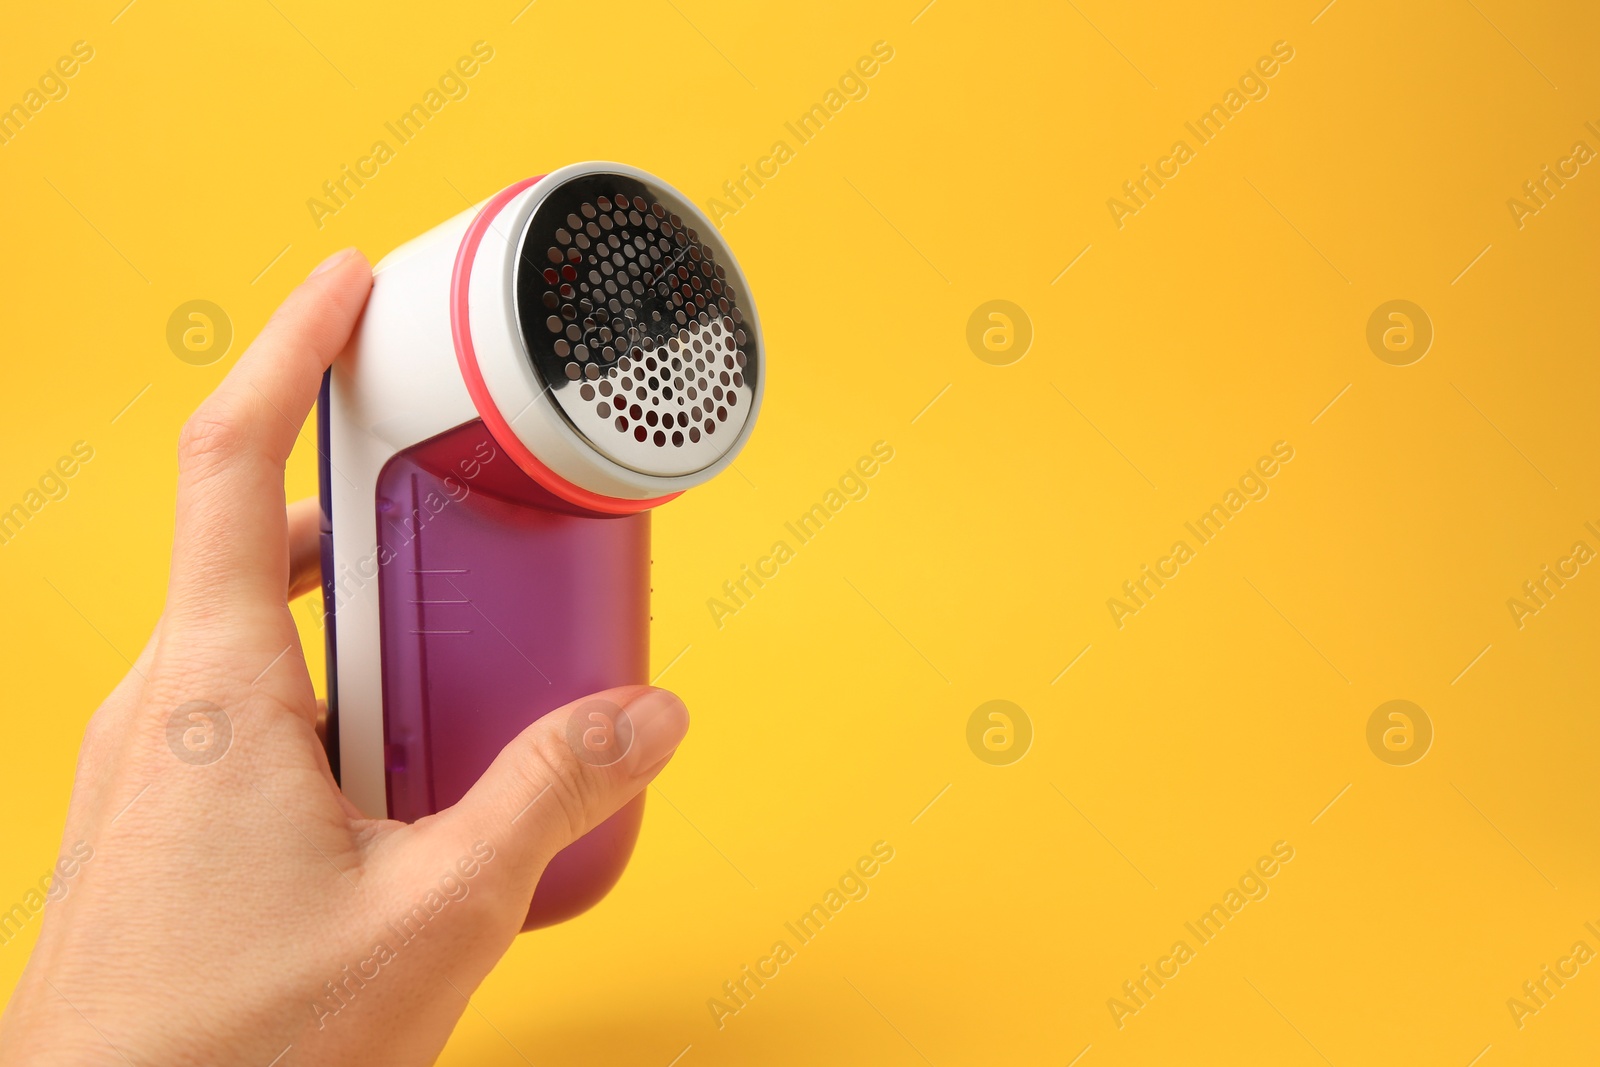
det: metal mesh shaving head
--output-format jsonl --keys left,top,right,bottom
{"left": 514, "top": 171, "right": 760, "bottom": 479}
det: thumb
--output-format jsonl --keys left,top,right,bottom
{"left": 422, "top": 685, "right": 689, "bottom": 903}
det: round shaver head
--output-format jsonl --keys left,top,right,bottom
{"left": 513, "top": 169, "right": 760, "bottom": 482}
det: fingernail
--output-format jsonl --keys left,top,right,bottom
{"left": 622, "top": 688, "right": 689, "bottom": 775}
{"left": 309, "top": 247, "right": 357, "bottom": 278}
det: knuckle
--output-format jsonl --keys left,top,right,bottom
{"left": 77, "top": 707, "right": 115, "bottom": 772}
{"left": 176, "top": 402, "right": 250, "bottom": 474}
{"left": 517, "top": 728, "right": 602, "bottom": 841}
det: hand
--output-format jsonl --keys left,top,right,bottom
{"left": 0, "top": 248, "right": 690, "bottom": 1067}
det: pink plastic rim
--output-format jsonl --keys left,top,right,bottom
{"left": 449, "top": 175, "right": 681, "bottom": 517}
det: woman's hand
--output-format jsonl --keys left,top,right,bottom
{"left": 0, "top": 248, "right": 689, "bottom": 1067}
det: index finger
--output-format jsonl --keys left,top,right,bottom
{"left": 164, "top": 249, "right": 371, "bottom": 633}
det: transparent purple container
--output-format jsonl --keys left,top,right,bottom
{"left": 325, "top": 417, "right": 649, "bottom": 929}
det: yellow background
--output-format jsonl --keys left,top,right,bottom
{"left": 3, "top": 0, "right": 1599, "bottom": 1063}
